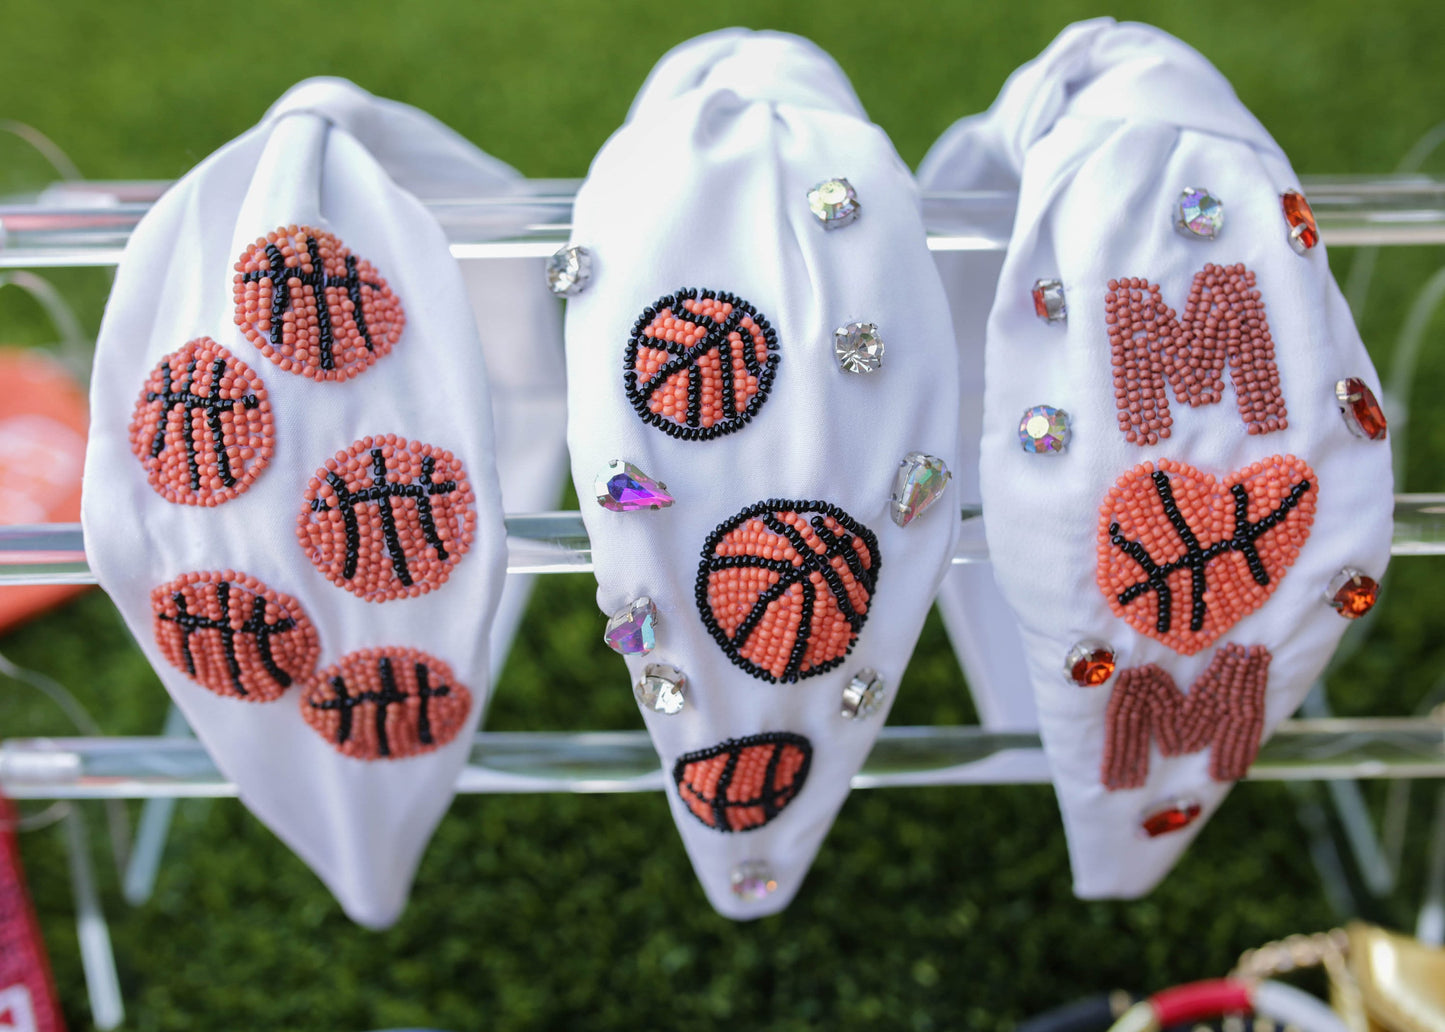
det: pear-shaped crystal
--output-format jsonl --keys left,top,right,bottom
{"left": 890, "top": 452, "right": 951, "bottom": 527}
{"left": 595, "top": 460, "right": 674, "bottom": 512}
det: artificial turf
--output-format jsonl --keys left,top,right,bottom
{"left": 4, "top": 1, "right": 1445, "bottom": 1029}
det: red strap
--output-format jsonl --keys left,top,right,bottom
{"left": 1151, "top": 979, "right": 1252, "bottom": 1027}
{"left": 0, "top": 794, "right": 67, "bottom": 1032}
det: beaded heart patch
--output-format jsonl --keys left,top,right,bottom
{"left": 1097, "top": 457, "right": 1316, "bottom": 654}
{"left": 673, "top": 732, "right": 813, "bottom": 832}
{"left": 697, "top": 499, "right": 879, "bottom": 683}
{"left": 624, "top": 288, "right": 779, "bottom": 441}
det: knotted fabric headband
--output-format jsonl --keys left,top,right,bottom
{"left": 81, "top": 78, "right": 527, "bottom": 927}
{"left": 563, "top": 29, "right": 962, "bottom": 918}
{"left": 919, "top": 18, "right": 1393, "bottom": 897}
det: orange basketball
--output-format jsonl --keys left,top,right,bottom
{"left": 697, "top": 499, "right": 880, "bottom": 683}
{"left": 151, "top": 571, "right": 319, "bottom": 702}
{"left": 624, "top": 288, "right": 778, "bottom": 441}
{"left": 301, "top": 647, "right": 472, "bottom": 761}
{"left": 673, "top": 732, "right": 812, "bottom": 832}
{"left": 128, "top": 337, "right": 273, "bottom": 506}
{"left": 233, "top": 225, "right": 404, "bottom": 381}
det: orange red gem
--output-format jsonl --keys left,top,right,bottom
{"left": 1335, "top": 378, "right": 1388, "bottom": 440}
{"left": 1282, "top": 190, "right": 1319, "bottom": 253}
{"left": 1328, "top": 568, "right": 1379, "bottom": 619}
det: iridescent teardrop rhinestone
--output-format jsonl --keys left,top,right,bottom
{"left": 840, "top": 668, "right": 886, "bottom": 719}
{"left": 890, "top": 452, "right": 951, "bottom": 527}
{"left": 1327, "top": 568, "right": 1379, "bottom": 619}
{"left": 633, "top": 663, "right": 686, "bottom": 715}
{"left": 1176, "top": 187, "right": 1223, "bottom": 240}
{"left": 730, "top": 860, "right": 778, "bottom": 901}
{"left": 808, "top": 177, "right": 860, "bottom": 229}
{"left": 1019, "top": 405, "right": 1070, "bottom": 454}
{"left": 1282, "top": 190, "right": 1319, "bottom": 253}
{"left": 1032, "top": 278, "right": 1067, "bottom": 323}
{"left": 1141, "top": 798, "right": 1202, "bottom": 838}
{"left": 595, "top": 460, "right": 674, "bottom": 512}
{"left": 1064, "top": 640, "right": 1116, "bottom": 687}
{"left": 545, "top": 245, "right": 592, "bottom": 297}
{"left": 834, "top": 322, "right": 884, "bottom": 373}
{"left": 1335, "top": 378, "right": 1388, "bottom": 440}
{"left": 603, "top": 596, "right": 658, "bottom": 655}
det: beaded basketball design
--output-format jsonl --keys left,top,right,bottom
{"left": 1098, "top": 457, "right": 1317, "bottom": 655}
{"left": 673, "top": 732, "right": 813, "bottom": 832}
{"left": 151, "top": 571, "right": 319, "bottom": 702}
{"left": 624, "top": 288, "right": 779, "bottom": 441}
{"left": 697, "top": 500, "right": 880, "bottom": 683}
{"left": 233, "top": 225, "right": 405, "bottom": 381}
{"left": 301, "top": 647, "right": 472, "bottom": 761}
{"left": 297, "top": 435, "right": 476, "bottom": 603}
{"left": 128, "top": 337, "right": 273, "bottom": 506}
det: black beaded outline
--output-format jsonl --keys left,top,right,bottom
{"left": 695, "top": 498, "right": 881, "bottom": 684}
{"left": 671, "top": 731, "right": 813, "bottom": 833}
{"left": 623, "top": 287, "right": 780, "bottom": 441}
{"left": 1107, "top": 466, "right": 1314, "bottom": 635}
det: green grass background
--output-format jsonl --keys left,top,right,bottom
{"left": 4, "top": 1, "right": 1445, "bottom": 1029}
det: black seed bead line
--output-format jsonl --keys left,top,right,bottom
{"left": 671, "top": 731, "right": 814, "bottom": 833}
{"left": 694, "top": 499, "right": 882, "bottom": 684}
{"left": 1111, "top": 470, "right": 1314, "bottom": 634}
{"left": 622, "top": 288, "right": 781, "bottom": 442}
{"left": 145, "top": 356, "right": 261, "bottom": 491}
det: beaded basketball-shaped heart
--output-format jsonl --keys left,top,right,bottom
{"left": 151, "top": 571, "right": 319, "bottom": 702}
{"left": 297, "top": 435, "right": 476, "bottom": 603}
{"left": 673, "top": 732, "right": 812, "bottom": 832}
{"left": 1097, "top": 456, "right": 1317, "bottom": 655}
{"left": 301, "top": 647, "right": 472, "bottom": 761}
{"left": 624, "top": 288, "right": 779, "bottom": 441}
{"left": 128, "top": 337, "right": 273, "bottom": 506}
{"left": 697, "top": 499, "right": 880, "bottom": 683}
{"left": 233, "top": 225, "right": 405, "bottom": 381}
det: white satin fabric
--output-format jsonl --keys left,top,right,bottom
{"left": 82, "top": 79, "right": 562, "bottom": 927}
{"left": 565, "top": 30, "right": 961, "bottom": 918}
{"left": 920, "top": 20, "right": 1392, "bottom": 897}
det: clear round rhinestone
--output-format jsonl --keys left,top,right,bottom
{"left": 546, "top": 245, "right": 593, "bottom": 297}
{"left": 835, "top": 322, "right": 884, "bottom": 373}
{"left": 1176, "top": 187, "right": 1223, "bottom": 240}
{"left": 1032, "top": 278, "right": 1067, "bottom": 323}
{"left": 604, "top": 597, "right": 658, "bottom": 655}
{"left": 730, "top": 860, "right": 777, "bottom": 901}
{"left": 808, "top": 177, "right": 860, "bottom": 229}
{"left": 1019, "top": 405, "right": 1070, "bottom": 454}
{"left": 595, "top": 460, "right": 674, "bottom": 512}
{"left": 633, "top": 663, "right": 686, "bottom": 715}
{"left": 890, "top": 453, "right": 951, "bottom": 527}
{"left": 841, "top": 668, "right": 886, "bottom": 719}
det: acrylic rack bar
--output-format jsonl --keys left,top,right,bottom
{"left": 2, "top": 495, "right": 1444, "bottom": 586}
{"left": 1, "top": 719, "right": 1441, "bottom": 800}
{"left": 3, "top": 174, "right": 1445, "bottom": 267}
